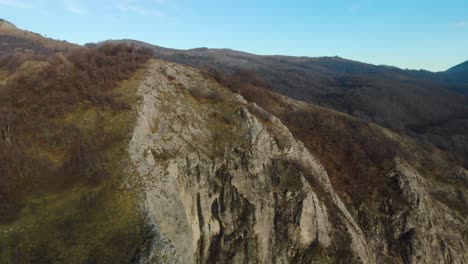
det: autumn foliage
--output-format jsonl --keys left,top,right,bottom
{"left": 208, "top": 69, "right": 400, "bottom": 203}
{"left": 0, "top": 43, "right": 152, "bottom": 223}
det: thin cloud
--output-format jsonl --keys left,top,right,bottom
{"left": 66, "top": 6, "right": 82, "bottom": 14}
{"left": 454, "top": 21, "right": 467, "bottom": 28}
{"left": 0, "top": 0, "right": 32, "bottom": 8}
{"left": 348, "top": 4, "right": 361, "bottom": 13}
{"left": 117, "top": 3, "right": 147, "bottom": 15}
{"left": 63, "top": 0, "right": 85, "bottom": 14}
{"left": 116, "top": 1, "right": 164, "bottom": 17}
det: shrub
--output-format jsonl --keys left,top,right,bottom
{"left": 188, "top": 86, "right": 224, "bottom": 103}
{"left": 188, "top": 86, "right": 205, "bottom": 101}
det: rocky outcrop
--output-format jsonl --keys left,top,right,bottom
{"left": 128, "top": 60, "right": 467, "bottom": 263}
{"left": 378, "top": 160, "right": 467, "bottom": 264}
{"left": 127, "top": 61, "right": 373, "bottom": 263}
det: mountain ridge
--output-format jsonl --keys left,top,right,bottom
{"left": 446, "top": 60, "right": 468, "bottom": 73}
{"left": 102, "top": 39, "right": 468, "bottom": 166}
{"left": 101, "top": 38, "right": 467, "bottom": 73}
{"left": 0, "top": 18, "right": 79, "bottom": 56}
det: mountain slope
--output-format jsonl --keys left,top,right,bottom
{"left": 0, "top": 19, "right": 78, "bottom": 54}
{"left": 129, "top": 60, "right": 372, "bottom": 263}
{"left": 0, "top": 43, "right": 153, "bottom": 263}
{"left": 447, "top": 60, "right": 468, "bottom": 74}
{"left": 0, "top": 50, "right": 466, "bottom": 264}
{"left": 440, "top": 61, "right": 468, "bottom": 94}
{"left": 127, "top": 60, "right": 467, "bottom": 263}
{"left": 0, "top": 23, "right": 467, "bottom": 264}
{"left": 111, "top": 40, "right": 468, "bottom": 166}
{"left": 203, "top": 68, "right": 468, "bottom": 263}
{"left": 0, "top": 19, "right": 79, "bottom": 78}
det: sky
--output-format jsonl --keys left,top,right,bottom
{"left": 1, "top": 0, "right": 467, "bottom": 72}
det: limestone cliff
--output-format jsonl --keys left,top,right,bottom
{"left": 127, "top": 60, "right": 467, "bottom": 263}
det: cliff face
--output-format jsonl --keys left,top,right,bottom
{"left": 126, "top": 40, "right": 468, "bottom": 165}
{"left": 378, "top": 160, "right": 467, "bottom": 264}
{"left": 126, "top": 60, "right": 467, "bottom": 263}
{"left": 128, "top": 61, "right": 370, "bottom": 263}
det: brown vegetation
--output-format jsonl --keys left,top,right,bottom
{"left": 281, "top": 110, "right": 397, "bottom": 203}
{"left": 151, "top": 47, "right": 468, "bottom": 168}
{"left": 209, "top": 69, "right": 404, "bottom": 204}
{"left": 0, "top": 43, "right": 152, "bottom": 223}
{"left": 0, "top": 19, "right": 79, "bottom": 52}
{"left": 209, "top": 69, "right": 465, "bottom": 217}
{"left": 188, "top": 85, "right": 225, "bottom": 103}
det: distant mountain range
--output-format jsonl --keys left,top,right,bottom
{"left": 102, "top": 39, "right": 468, "bottom": 93}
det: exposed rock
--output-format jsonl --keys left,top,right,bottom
{"left": 382, "top": 160, "right": 467, "bottom": 264}
{"left": 128, "top": 60, "right": 467, "bottom": 263}
{"left": 128, "top": 60, "right": 375, "bottom": 263}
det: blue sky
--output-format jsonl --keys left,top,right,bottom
{"left": 1, "top": 0, "right": 467, "bottom": 71}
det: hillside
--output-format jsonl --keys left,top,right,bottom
{"left": 109, "top": 40, "right": 468, "bottom": 166}
{"left": 440, "top": 61, "right": 468, "bottom": 94}
{"left": 0, "top": 22, "right": 154, "bottom": 261}
{"left": 447, "top": 60, "right": 468, "bottom": 73}
{"left": 128, "top": 60, "right": 467, "bottom": 263}
{"left": 0, "top": 19, "right": 78, "bottom": 54}
{"left": 0, "top": 22, "right": 467, "bottom": 263}
{"left": 0, "top": 19, "right": 79, "bottom": 82}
